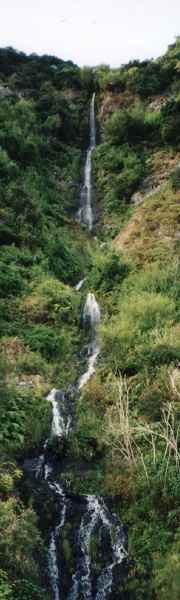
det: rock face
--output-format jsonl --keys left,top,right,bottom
{"left": 99, "top": 91, "right": 135, "bottom": 123}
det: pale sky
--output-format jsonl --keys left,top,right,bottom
{"left": 0, "top": 0, "right": 180, "bottom": 67}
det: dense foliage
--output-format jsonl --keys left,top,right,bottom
{"left": 0, "top": 39, "right": 180, "bottom": 599}
{"left": 0, "top": 47, "right": 92, "bottom": 598}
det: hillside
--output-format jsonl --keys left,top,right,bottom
{"left": 0, "top": 41, "right": 180, "bottom": 599}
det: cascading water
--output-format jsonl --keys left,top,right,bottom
{"left": 78, "top": 292, "right": 100, "bottom": 390}
{"left": 83, "top": 292, "right": 101, "bottom": 330}
{"left": 75, "top": 278, "right": 86, "bottom": 291}
{"left": 68, "top": 495, "right": 127, "bottom": 600}
{"left": 24, "top": 94, "right": 127, "bottom": 599}
{"left": 48, "top": 389, "right": 72, "bottom": 438}
{"left": 48, "top": 482, "right": 67, "bottom": 600}
{"left": 78, "top": 93, "right": 96, "bottom": 230}
{"left": 32, "top": 292, "right": 127, "bottom": 599}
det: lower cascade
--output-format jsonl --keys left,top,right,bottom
{"left": 27, "top": 293, "right": 128, "bottom": 600}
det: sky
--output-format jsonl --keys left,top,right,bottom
{"left": 0, "top": 0, "right": 180, "bottom": 67}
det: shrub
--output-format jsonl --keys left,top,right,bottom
{"left": 0, "top": 571, "right": 13, "bottom": 599}
{"left": 47, "top": 234, "right": 86, "bottom": 285}
{"left": 105, "top": 106, "right": 147, "bottom": 146}
{"left": 0, "top": 499, "right": 49, "bottom": 598}
{"left": 101, "top": 292, "right": 176, "bottom": 373}
{"left": 88, "top": 250, "right": 130, "bottom": 291}
{"left": 93, "top": 142, "right": 145, "bottom": 212}
{"left": 154, "top": 531, "right": 180, "bottom": 600}
{"left": 0, "top": 148, "right": 18, "bottom": 179}
{"left": 0, "top": 261, "right": 24, "bottom": 297}
{"left": 170, "top": 166, "right": 180, "bottom": 189}
{"left": 126, "top": 59, "right": 174, "bottom": 97}
{"left": 0, "top": 380, "right": 50, "bottom": 452}
{"left": 160, "top": 97, "right": 180, "bottom": 145}
{"left": 21, "top": 277, "right": 80, "bottom": 325}
{"left": 23, "top": 325, "right": 64, "bottom": 359}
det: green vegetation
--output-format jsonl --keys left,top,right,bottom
{"left": 86, "top": 38, "right": 180, "bottom": 598}
{"left": 0, "top": 39, "right": 180, "bottom": 599}
{"left": 0, "top": 47, "right": 91, "bottom": 598}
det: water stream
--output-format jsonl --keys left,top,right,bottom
{"left": 34, "top": 291, "right": 127, "bottom": 599}
{"left": 26, "top": 94, "right": 127, "bottom": 599}
{"left": 78, "top": 92, "right": 96, "bottom": 230}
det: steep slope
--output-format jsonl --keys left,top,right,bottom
{"left": 82, "top": 38, "right": 180, "bottom": 600}
{"left": 0, "top": 48, "right": 93, "bottom": 600}
{"left": 0, "top": 40, "right": 180, "bottom": 600}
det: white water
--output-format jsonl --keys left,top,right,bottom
{"left": 83, "top": 292, "right": 101, "bottom": 330}
{"left": 78, "top": 341, "right": 100, "bottom": 390}
{"left": 34, "top": 291, "right": 127, "bottom": 600}
{"left": 68, "top": 495, "right": 127, "bottom": 600}
{"left": 75, "top": 278, "right": 86, "bottom": 291}
{"left": 48, "top": 389, "right": 72, "bottom": 438}
{"left": 78, "top": 293, "right": 100, "bottom": 390}
{"left": 75, "top": 277, "right": 86, "bottom": 292}
{"left": 32, "top": 93, "right": 127, "bottom": 600}
{"left": 48, "top": 533, "right": 60, "bottom": 600}
{"left": 35, "top": 439, "right": 48, "bottom": 480}
{"left": 46, "top": 291, "right": 101, "bottom": 597}
{"left": 35, "top": 391, "right": 71, "bottom": 599}
{"left": 36, "top": 388, "right": 72, "bottom": 480}
{"left": 48, "top": 483, "right": 67, "bottom": 600}
{"left": 78, "top": 93, "right": 96, "bottom": 230}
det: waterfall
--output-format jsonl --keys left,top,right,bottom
{"left": 78, "top": 93, "right": 96, "bottom": 230}
{"left": 83, "top": 292, "right": 100, "bottom": 330}
{"left": 25, "top": 92, "right": 128, "bottom": 600}
{"left": 48, "top": 533, "right": 60, "bottom": 600}
{"left": 75, "top": 277, "right": 86, "bottom": 291}
{"left": 48, "top": 483, "right": 67, "bottom": 600}
{"left": 68, "top": 495, "right": 127, "bottom": 600}
{"left": 78, "top": 293, "right": 100, "bottom": 390}
{"left": 48, "top": 389, "right": 72, "bottom": 438}
{"left": 30, "top": 292, "right": 127, "bottom": 599}
{"left": 90, "top": 92, "right": 96, "bottom": 148}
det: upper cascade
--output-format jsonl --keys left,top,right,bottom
{"left": 78, "top": 93, "right": 96, "bottom": 231}
{"left": 90, "top": 92, "right": 96, "bottom": 149}
{"left": 83, "top": 292, "right": 100, "bottom": 331}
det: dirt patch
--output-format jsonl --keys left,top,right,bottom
{"left": 99, "top": 90, "right": 136, "bottom": 123}
{"left": 113, "top": 184, "right": 180, "bottom": 263}
{"left": 113, "top": 212, "right": 143, "bottom": 250}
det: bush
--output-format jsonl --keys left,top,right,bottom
{"left": 160, "top": 97, "right": 180, "bottom": 145}
{"left": 88, "top": 250, "right": 130, "bottom": 291}
{"left": 0, "top": 261, "right": 24, "bottom": 297}
{"left": 170, "top": 166, "right": 180, "bottom": 189}
{"left": 0, "top": 149, "right": 18, "bottom": 180}
{"left": 23, "top": 325, "right": 64, "bottom": 359}
{"left": 105, "top": 106, "right": 147, "bottom": 146}
{"left": 94, "top": 143, "right": 145, "bottom": 212}
{"left": 127, "top": 59, "right": 174, "bottom": 97}
{"left": 0, "top": 500, "right": 49, "bottom": 598}
{"left": 154, "top": 531, "right": 180, "bottom": 600}
{"left": 0, "top": 571, "right": 13, "bottom": 599}
{"left": 47, "top": 234, "right": 86, "bottom": 285}
{"left": 101, "top": 291, "right": 176, "bottom": 373}
{"left": 21, "top": 277, "right": 80, "bottom": 325}
{"left": 0, "top": 380, "right": 50, "bottom": 452}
